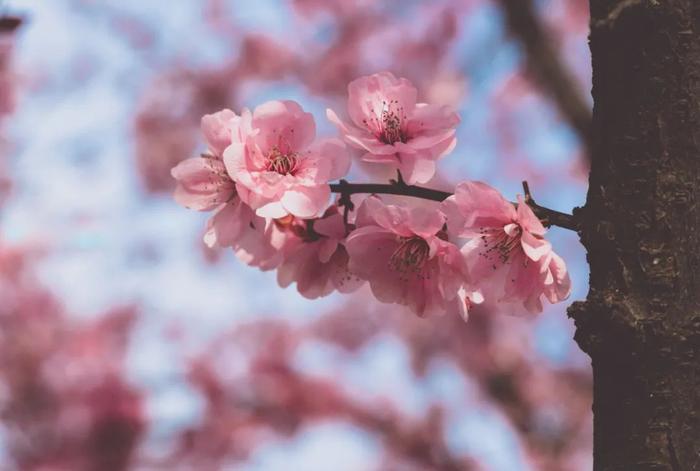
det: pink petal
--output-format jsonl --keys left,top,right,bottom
{"left": 406, "top": 129, "right": 456, "bottom": 151}
{"left": 314, "top": 212, "right": 346, "bottom": 240}
{"left": 516, "top": 195, "right": 546, "bottom": 235}
{"left": 443, "top": 181, "right": 516, "bottom": 237}
{"left": 436, "top": 241, "right": 470, "bottom": 297}
{"left": 406, "top": 103, "right": 460, "bottom": 134}
{"left": 345, "top": 226, "right": 406, "bottom": 304}
{"left": 252, "top": 100, "right": 316, "bottom": 154}
{"left": 523, "top": 294, "right": 544, "bottom": 315}
{"left": 345, "top": 226, "right": 396, "bottom": 279}
{"left": 544, "top": 252, "right": 571, "bottom": 302}
{"left": 360, "top": 151, "right": 400, "bottom": 164}
{"left": 223, "top": 143, "right": 254, "bottom": 187}
{"left": 354, "top": 195, "right": 381, "bottom": 227}
{"left": 230, "top": 108, "right": 254, "bottom": 145}
{"left": 317, "top": 238, "right": 338, "bottom": 264}
{"left": 347, "top": 72, "right": 417, "bottom": 129}
{"left": 280, "top": 185, "right": 330, "bottom": 218}
{"left": 398, "top": 154, "right": 436, "bottom": 185}
{"left": 347, "top": 134, "right": 398, "bottom": 155}
{"left": 455, "top": 287, "right": 484, "bottom": 322}
{"left": 520, "top": 230, "right": 552, "bottom": 262}
{"left": 203, "top": 201, "right": 246, "bottom": 248}
{"left": 503, "top": 254, "right": 546, "bottom": 312}
{"left": 328, "top": 109, "right": 396, "bottom": 155}
{"left": 316, "top": 138, "right": 351, "bottom": 181}
{"left": 330, "top": 246, "right": 365, "bottom": 294}
{"left": 232, "top": 215, "right": 287, "bottom": 270}
{"left": 326, "top": 108, "right": 351, "bottom": 133}
{"left": 406, "top": 206, "right": 444, "bottom": 238}
{"left": 201, "top": 109, "right": 237, "bottom": 156}
{"left": 461, "top": 238, "right": 503, "bottom": 281}
{"left": 256, "top": 200, "right": 288, "bottom": 218}
{"left": 171, "top": 157, "right": 234, "bottom": 211}
{"left": 360, "top": 197, "right": 413, "bottom": 237}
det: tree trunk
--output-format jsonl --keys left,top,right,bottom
{"left": 569, "top": 1, "right": 700, "bottom": 469}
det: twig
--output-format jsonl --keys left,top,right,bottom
{"left": 592, "top": 0, "right": 644, "bottom": 30}
{"left": 329, "top": 181, "right": 579, "bottom": 232}
{"left": 0, "top": 15, "right": 22, "bottom": 33}
{"left": 336, "top": 179, "right": 355, "bottom": 227}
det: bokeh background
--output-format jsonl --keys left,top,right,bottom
{"left": 0, "top": 1, "right": 592, "bottom": 469}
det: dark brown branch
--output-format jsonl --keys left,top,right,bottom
{"left": 497, "top": 0, "right": 592, "bottom": 156}
{"left": 0, "top": 16, "right": 23, "bottom": 34}
{"left": 329, "top": 181, "right": 579, "bottom": 232}
{"left": 331, "top": 181, "right": 451, "bottom": 203}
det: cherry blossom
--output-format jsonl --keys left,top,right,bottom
{"left": 327, "top": 72, "right": 459, "bottom": 185}
{"left": 442, "top": 181, "right": 571, "bottom": 314}
{"left": 224, "top": 100, "right": 350, "bottom": 219}
{"left": 171, "top": 77, "right": 574, "bottom": 321}
{"left": 171, "top": 155, "right": 234, "bottom": 212}
{"left": 277, "top": 207, "right": 363, "bottom": 299}
{"left": 345, "top": 196, "right": 470, "bottom": 317}
{"left": 171, "top": 110, "right": 259, "bottom": 249}
{"left": 171, "top": 110, "right": 282, "bottom": 270}
{"left": 171, "top": 109, "right": 237, "bottom": 211}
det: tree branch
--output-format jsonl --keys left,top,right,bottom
{"left": 0, "top": 15, "right": 22, "bottom": 33}
{"left": 497, "top": 0, "right": 592, "bottom": 156}
{"left": 329, "top": 180, "right": 579, "bottom": 232}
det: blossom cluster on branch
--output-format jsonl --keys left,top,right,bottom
{"left": 172, "top": 72, "right": 571, "bottom": 317}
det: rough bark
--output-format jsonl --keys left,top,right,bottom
{"left": 569, "top": 1, "right": 700, "bottom": 469}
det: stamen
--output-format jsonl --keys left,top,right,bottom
{"left": 477, "top": 224, "right": 523, "bottom": 266}
{"left": 363, "top": 99, "right": 409, "bottom": 145}
{"left": 389, "top": 236, "right": 430, "bottom": 276}
{"left": 265, "top": 146, "right": 299, "bottom": 175}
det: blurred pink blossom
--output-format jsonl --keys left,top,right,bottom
{"left": 0, "top": 243, "right": 145, "bottom": 471}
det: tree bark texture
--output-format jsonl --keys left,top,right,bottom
{"left": 569, "top": 1, "right": 700, "bottom": 469}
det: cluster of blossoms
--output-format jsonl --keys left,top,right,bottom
{"left": 172, "top": 72, "right": 571, "bottom": 318}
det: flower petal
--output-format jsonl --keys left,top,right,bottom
{"left": 280, "top": 185, "right": 330, "bottom": 218}
{"left": 520, "top": 230, "right": 552, "bottom": 262}
{"left": 347, "top": 72, "right": 417, "bottom": 129}
{"left": 252, "top": 100, "right": 316, "bottom": 154}
{"left": 201, "top": 109, "right": 237, "bottom": 157}
{"left": 516, "top": 195, "right": 546, "bottom": 236}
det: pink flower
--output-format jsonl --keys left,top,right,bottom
{"left": 277, "top": 208, "right": 364, "bottom": 299}
{"left": 201, "top": 109, "right": 238, "bottom": 157}
{"left": 224, "top": 100, "right": 350, "bottom": 219}
{"left": 172, "top": 110, "right": 276, "bottom": 268}
{"left": 327, "top": 72, "right": 459, "bottom": 185}
{"left": 344, "top": 197, "right": 469, "bottom": 317}
{"left": 171, "top": 109, "right": 239, "bottom": 211}
{"left": 442, "top": 181, "right": 571, "bottom": 314}
{"left": 171, "top": 155, "right": 234, "bottom": 212}
{"left": 228, "top": 213, "right": 294, "bottom": 271}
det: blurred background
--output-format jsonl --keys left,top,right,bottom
{"left": 0, "top": 0, "right": 592, "bottom": 469}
